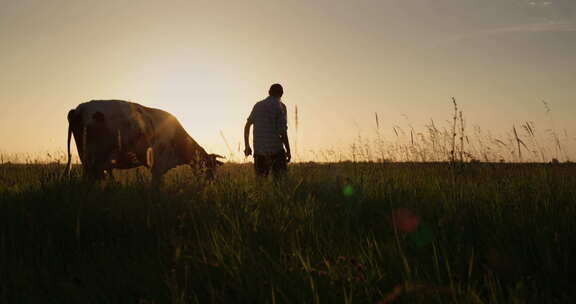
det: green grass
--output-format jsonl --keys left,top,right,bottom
{"left": 1, "top": 162, "right": 575, "bottom": 303}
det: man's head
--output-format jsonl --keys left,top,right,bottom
{"left": 269, "top": 83, "right": 283, "bottom": 98}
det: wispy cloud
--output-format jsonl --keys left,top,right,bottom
{"left": 440, "top": 18, "right": 576, "bottom": 46}
{"left": 528, "top": 1, "right": 553, "bottom": 7}
{"left": 483, "top": 20, "right": 576, "bottom": 34}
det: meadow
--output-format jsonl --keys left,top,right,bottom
{"left": 1, "top": 159, "right": 575, "bottom": 303}
{"left": 1, "top": 101, "right": 575, "bottom": 303}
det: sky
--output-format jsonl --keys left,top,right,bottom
{"left": 1, "top": 0, "right": 575, "bottom": 162}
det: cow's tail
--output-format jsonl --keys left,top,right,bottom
{"left": 63, "top": 109, "right": 75, "bottom": 178}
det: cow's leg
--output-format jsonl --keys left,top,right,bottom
{"left": 151, "top": 169, "right": 167, "bottom": 188}
{"left": 82, "top": 165, "right": 91, "bottom": 180}
{"left": 84, "top": 111, "right": 115, "bottom": 182}
{"left": 151, "top": 172, "right": 161, "bottom": 187}
{"left": 83, "top": 166, "right": 105, "bottom": 181}
{"left": 107, "top": 169, "right": 115, "bottom": 181}
{"left": 82, "top": 155, "right": 102, "bottom": 181}
{"left": 149, "top": 146, "right": 181, "bottom": 188}
{"left": 150, "top": 159, "right": 173, "bottom": 188}
{"left": 93, "top": 163, "right": 107, "bottom": 181}
{"left": 151, "top": 158, "right": 165, "bottom": 187}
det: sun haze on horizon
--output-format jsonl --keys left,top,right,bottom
{"left": 1, "top": 0, "right": 575, "bottom": 162}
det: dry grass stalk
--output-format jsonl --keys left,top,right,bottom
{"left": 513, "top": 125, "right": 521, "bottom": 161}
{"left": 459, "top": 110, "right": 465, "bottom": 162}
{"left": 294, "top": 105, "right": 299, "bottom": 158}
{"left": 450, "top": 97, "right": 458, "bottom": 163}
{"left": 219, "top": 130, "right": 233, "bottom": 160}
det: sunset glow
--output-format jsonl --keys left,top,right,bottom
{"left": 1, "top": 0, "right": 575, "bottom": 162}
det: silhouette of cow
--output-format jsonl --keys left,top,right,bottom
{"left": 64, "top": 100, "right": 223, "bottom": 184}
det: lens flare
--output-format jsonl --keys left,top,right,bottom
{"left": 391, "top": 208, "right": 420, "bottom": 234}
{"left": 342, "top": 185, "right": 355, "bottom": 197}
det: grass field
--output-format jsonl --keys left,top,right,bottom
{"left": 1, "top": 161, "right": 575, "bottom": 303}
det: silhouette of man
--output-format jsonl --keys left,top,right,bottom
{"left": 244, "top": 83, "right": 291, "bottom": 178}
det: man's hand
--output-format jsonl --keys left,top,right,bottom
{"left": 244, "top": 146, "right": 252, "bottom": 157}
{"left": 244, "top": 121, "right": 252, "bottom": 158}
{"left": 286, "top": 151, "right": 291, "bottom": 163}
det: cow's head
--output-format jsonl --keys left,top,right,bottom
{"left": 203, "top": 153, "right": 225, "bottom": 179}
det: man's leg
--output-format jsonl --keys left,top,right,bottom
{"left": 254, "top": 154, "right": 270, "bottom": 178}
{"left": 271, "top": 151, "right": 288, "bottom": 179}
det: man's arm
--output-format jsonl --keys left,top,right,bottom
{"left": 279, "top": 103, "right": 291, "bottom": 162}
{"left": 280, "top": 131, "right": 291, "bottom": 162}
{"left": 244, "top": 121, "right": 252, "bottom": 157}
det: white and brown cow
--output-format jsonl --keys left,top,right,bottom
{"left": 64, "top": 100, "right": 223, "bottom": 184}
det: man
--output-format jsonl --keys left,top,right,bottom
{"left": 244, "top": 83, "right": 291, "bottom": 177}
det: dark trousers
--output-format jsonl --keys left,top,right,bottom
{"left": 254, "top": 152, "right": 287, "bottom": 178}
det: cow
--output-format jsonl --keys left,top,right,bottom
{"left": 64, "top": 100, "right": 223, "bottom": 185}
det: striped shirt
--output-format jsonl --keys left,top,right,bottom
{"left": 247, "top": 96, "right": 287, "bottom": 156}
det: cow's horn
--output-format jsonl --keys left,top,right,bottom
{"left": 210, "top": 153, "right": 225, "bottom": 159}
